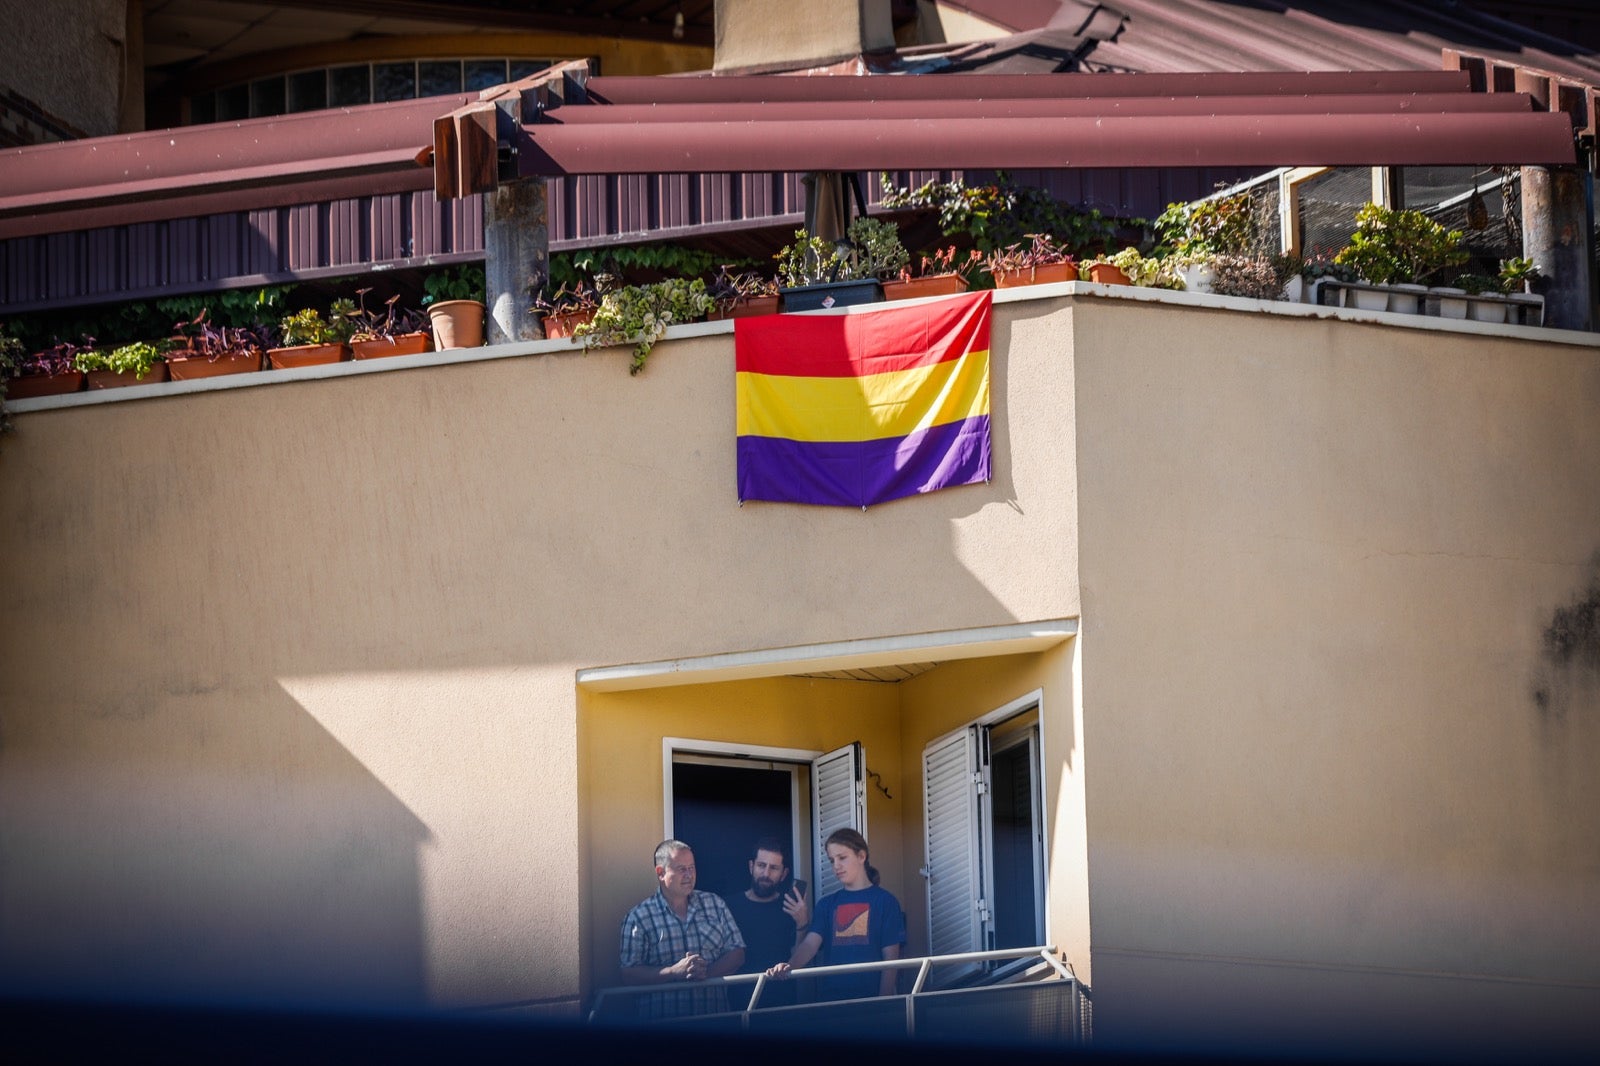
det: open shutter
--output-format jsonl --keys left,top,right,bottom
{"left": 922, "top": 726, "right": 985, "bottom": 963}
{"left": 811, "top": 742, "right": 865, "bottom": 900}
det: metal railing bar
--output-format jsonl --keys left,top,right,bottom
{"left": 588, "top": 944, "right": 1066, "bottom": 1022}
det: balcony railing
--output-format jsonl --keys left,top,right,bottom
{"left": 587, "top": 945, "right": 1090, "bottom": 1044}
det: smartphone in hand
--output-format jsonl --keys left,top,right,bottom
{"left": 789, "top": 878, "right": 807, "bottom": 899}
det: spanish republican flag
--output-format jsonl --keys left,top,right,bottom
{"left": 736, "top": 291, "right": 992, "bottom": 508}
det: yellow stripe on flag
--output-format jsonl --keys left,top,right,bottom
{"left": 736, "top": 348, "right": 990, "bottom": 443}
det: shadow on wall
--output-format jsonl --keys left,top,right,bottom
{"left": 0, "top": 682, "right": 430, "bottom": 1010}
{"left": 1532, "top": 551, "right": 1600, "bottom": 726}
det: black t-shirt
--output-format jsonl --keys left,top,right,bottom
{"left": 723, "top": 891, "right": 800, "bottom": 1008}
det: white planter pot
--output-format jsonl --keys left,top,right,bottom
{"left": 1179, "top": 262, "right": 1214, "bottom": 294}
{"left": 1386, "top": 283, "right": 1428, "bottom": 314}
{"left": 1349, "top": 287, "right": 1389, "bottom": 311}
{"left": 1468, "top": 297, "right": 1507, "bottom": 324}
{"left": 1434, "top": 287, "right": 1468, "bottom": 320}
{"left": 1283, "top": 275, "right": 1305, "bottom": 303}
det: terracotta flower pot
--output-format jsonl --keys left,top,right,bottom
{"left": 1086, "top": 263, "right": 1130, "bottom": 286}
{"left": 706, "top": 295, "right": 780, "bottom": 320}
{"left": 7, "top": 371, "right": 85, "bottom": 398}
{"left": 542, "top": 308, "right": 598, "bottom": 339}
{"left": 993, "top": 262, "right": 1077, "bottom": 288}
{"left": 166, "top": 351, "right": 262, "bottom": 380}
{"left": 882, "top": 275, "right": 970, "bottom": 300}
{"left": 269, "top": 342, "right": 348, "bottom": 370}
{"left": 86, "top": 364, "right": 170, "bottom": 389}
{"left": 428, "top": 299, "right": 485, "bottom": 349}
{"left": 351, "top": 332, "right": 433, "bottom": 360}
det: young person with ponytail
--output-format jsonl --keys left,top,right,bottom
{"left": 763, "top": 828, "right": 906, "bottom": 1001}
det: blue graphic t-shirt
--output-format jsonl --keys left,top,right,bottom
{"left": 807, "top": 884, "right": 907, "bottom": 1001}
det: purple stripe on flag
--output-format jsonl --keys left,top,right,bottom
{"left": 738, "top": 415, "right": 991, "bottom": 508}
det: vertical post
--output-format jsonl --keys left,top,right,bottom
{"left": 1521, "top": 165, "right": 1595, "bottom": 332}
{"left": 484, "top": 179, "right": 549, "bottom": 345}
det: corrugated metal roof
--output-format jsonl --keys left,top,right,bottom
{"left": 943, "top": 0, "right": 1600, "bottom": 84}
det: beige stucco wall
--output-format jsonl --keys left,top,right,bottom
{"left": 0, "top": 296, "right": 1079, "bottom": 1013}
{"left": 1070, "top": 298, "right": 1600, "bottom": 1057}
{"left": 5, "top": 286, "right": 1596, "bottom": 1056}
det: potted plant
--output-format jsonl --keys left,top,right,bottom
{"left": 883, "top": 246, "right": 981, "bottom": 300}
{"left": 1079, "top": 247, "right": 1181, "bottom": 288}
{"left": 6, "top": 338, "right": 87, "bottom": 399}
{"left": 1153, "top": 192, "right": 1255, "bottom": 293}
{"left": 706, "top": 267, "right": 780, "bottom": 320}
{"left": 775, "top": 216, "right": 906, "bottom": 312}
{"left": 423, "top": 265, "right": 487, "bottom": 350}
{"left": 533, "top": 282, "right": 603, "bottom": 339}
{"left": 345, "top": 289, "right": 432, "bottom": 360}
{"left": 574, "top": 276, "right": 715, "bottom": 375}
{"left": 74, "top": 339, "right": 169, "bottom": 389}
{"left": 982, "top": 234, "right": 1075, "bottom": 288}
{"left": 268, "top": 305, "right": 352, "bottom": 369}
{"left": 1333, "top": 203, "right": 1468, "bottom": 313}
{"left": 165, "top": 309, "right": 268, "bottom": 380}
{"left": 1206, "top": 255, "right": 1293, "bottom": 301}
{"left": 1497, "top": 257, "right": 1540, "bottom": 294}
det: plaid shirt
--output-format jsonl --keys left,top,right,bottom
{"left": 619, "top": 889, "right": 745, "bottom": 1019}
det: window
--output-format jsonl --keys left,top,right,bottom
{"left": 663, "top": 740, "right": 865, "bottom": 901}
{"left": 921, "top": 695, "right": 1047, "bottom": 975}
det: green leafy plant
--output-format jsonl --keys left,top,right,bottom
{"left": 422, "top": 265, "right": 486, "bottom": 305}
{"left": 532, "top": 281, "right": 602, "bottom": 316}
{"left": 277, "top": 308, "right": 345, "bottom": 347}
{"left": 553, "top": 244, "right": 724, "bottom": 291}
{"left": 0, "top": 326, "right": 23, "bottom": 440}
{"left": 774, "top": 217, "right": 909, "bottom": 287}
{"left": 1497, "top": 257, "right": 1540, "bottom": 293}
{"left": 881, "top": 171, "right": 1115, "bottom": 254}
{"left": 1154, "top": 192, "right": 1255, "bottom": 259}
{"left": 75, "top": 340, "right": 165, "bottom": 378}
{"left": 1333, "top": 203, "right": 1468, "bottom": 286}
{"left": 575, "top": 277, "right": 716, "bottom": 375}
{"left": 1080, "top": 247, "right": 1183, "bottom": 288}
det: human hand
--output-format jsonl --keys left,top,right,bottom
{"left": 782, "top": 887, "right": 809, "bottom": 930}
{"left": 675, "top": 952, "right": 707, "bottom": 981}
{"left": 764, "top": 962, "right": 792, "bottom": 981}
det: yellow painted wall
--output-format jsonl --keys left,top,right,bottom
{"left": 578, "top": 676, "right": 903, "bottom": 996}
{"left": 1071, "top": 298, "right": 1600, "bottom": 1057}
{"left": 896, "top": 645, "right": 1086, "bottom": 978}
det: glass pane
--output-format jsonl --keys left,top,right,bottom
{"left": 216, "top": 84, "right": 249, "bottom": 121}
{"left": 329, "top": 65, "right": 370, "bottom": 106}
{"left": 287, "top": 70, "right": 326, "bottom": 113}
{"left": 249, "top": 77, "right": 286, "bottom": 118}
{"left": 509, "top": 59, "right": 551, "bottom": 81}
{"left": 465, "top": 59, "right": 508, "bottom": 91}
{"left": 374, "top": 61, "right": 417, "bottom": 102}
{"left": 419, "top": 60, "right": 462, "bottom": 97}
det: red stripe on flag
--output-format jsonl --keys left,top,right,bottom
{"left": 735, "top": 290, "right": 991, "bottom": 378}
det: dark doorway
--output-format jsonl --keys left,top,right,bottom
{"left": 671, "top": 762, "right": 796, "bottom": 901}
{"left": 988, "top": 737, "right": 1042, "bottom": 949}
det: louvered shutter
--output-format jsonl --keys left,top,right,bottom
{"left": 922, "top": 726, "right": 984, "bottom": 961}
{"left": 811, "top": 742, "right": 865, "bottom": 900}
